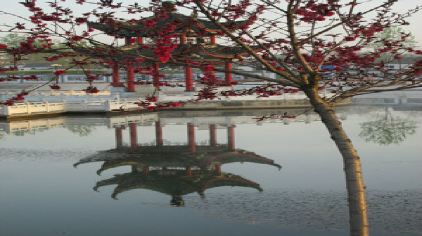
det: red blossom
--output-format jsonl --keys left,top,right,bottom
{"left": 54, "top": 70, "right": 65, "bottom": 76}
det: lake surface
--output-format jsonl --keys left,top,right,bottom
{"left": 0, "top": 106, "right": 421, "bottom": 236}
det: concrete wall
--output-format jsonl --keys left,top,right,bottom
{"left": 182, "top": 99, "right": 312, "bottom": 110}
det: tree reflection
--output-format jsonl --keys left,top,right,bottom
{"left": 360, "top": 108, "right": 417, "bottom": 145}
{"left": 66, "top": 124, "right": 95, "bottom": 137}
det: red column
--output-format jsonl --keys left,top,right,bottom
{"left": 155, "top": 121, "right": 163, "bottom": 146}
{"left": 127, "top": 63, "right": 135, "bottom": 92}
{"left": 115, "top": 127, "right": 123, "bottom": 148}
{"left": 214, "top": 164, "right": 221, "bottom": 176}
{"left": 180, "top": 32, "right": 187, "bottom": 44}
{"left": 186, "top": 166, "right": 192, "bottom": 176}
{"left": 209, "top": 124, "right": 217, "bottom": 146}
{"left": 137, "top": 37, "right": 143, "bottom": 45}
{"left": 129, "top": 123, "right": 138, "bottom": 149}
{"left": 227, "top": 125, "right": 235, "bottom": 151}
{"left": 153, "top": 63, "right": 160, "bottom": 89}
{"left": 111, "top": 62, "right": 120, "bottom": 87}
{"left": 210, "top": 35, "right": 216, "bottom": 45}
{"left": 143, "top": 166, "right": 150, "bottom": 176}
{"left": 187, "top": 123, "right": 196, "bottom": 153}
{"left": 225, "top": 61, "right": 233, "bottom": 86}
{"left": 185, "top": 63, "right": 193, "bottom": 92}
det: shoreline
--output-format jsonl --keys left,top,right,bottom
{"left": 1, "top": 98, "right": 330, "bottom": 120}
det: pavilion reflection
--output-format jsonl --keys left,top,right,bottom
{"left": 75, "top": 121, "right": 281, "bottom": 206}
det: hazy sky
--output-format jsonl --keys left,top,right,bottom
{"left": 0, "top": 0, "right": 421, "bottom": 46}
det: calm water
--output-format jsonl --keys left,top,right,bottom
{"left": 0, "top": 106, "right": 421, "bottom": 236}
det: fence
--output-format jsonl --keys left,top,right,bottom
{"left": 1, "top": 102, "right": 66, "bottom": 117}
{"left": 353, "top": 96, "right": 422, "bottom": 106}
{"left": 0, "top": 99, "right": 147, "bottom": 118}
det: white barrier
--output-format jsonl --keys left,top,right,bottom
{"left": 108, "top": 113, "right": 158, "bottom": 127}
{"left": 1, "top": 118, "right": 66, "bottom": 133}
{"left": 0, "top": 98, "right": 147, "bottom": 118}
{"left": 34, "top": 90, "right": 111, "bottom": 97}
{"left": 352, "top": 96, "right": 422, "bottom": 105}
{"left": 65, "top": 100, "right": 108, "bottom": 112}
{"left": 1, "top": 102, "right": 66, "bottom": 116}
{"left": 1, "top": 90, "right": 111, "bottom": 97}
{"left": 106, "top": 100, "right": 142, "bottom": 111}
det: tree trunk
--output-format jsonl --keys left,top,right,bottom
{"left": 305, "top": 88, "right": 369, "bottom": 236}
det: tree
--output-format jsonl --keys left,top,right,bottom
{"left": 0, "top": 33, "right": 27, "bottom": 48}
{"left": 190, "top": 1, "right": 422, "bottom": 235}
{"left": 0, "top": 33, "right": 64, "bottom": 49}
{"left": 370, "top": 26, "right": 417, "bottom": 63}
{"left": 0, "top": 33, "right": 70, "bottom": 67}
{"left": 0, "top": 1, "right": 421, "bottom": 235}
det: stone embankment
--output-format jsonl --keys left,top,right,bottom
{"left": 0, "top": 92, "right": 322, "bottom": 119}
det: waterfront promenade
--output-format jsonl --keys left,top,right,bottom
{"left": 0, "top": 81, "right": 316, "bottom": 119}
{"left": 2, "top": 81, "right": 422, "bottom": 119}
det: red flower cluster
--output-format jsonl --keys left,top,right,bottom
{"left": 220, "top": 84, "right": 289, "bottom": 98}
{"left": 153, "top": 21, "right": 178, "bottom": 63}
{"left": 226, "top": 0, "right": 251, "bottom": 19}
{"left": 296, "top": 1, "right": 337, "bottom": 22}
{"left": 84, "top": 86, "right": 99, "bottom": 94}
{"left": 1, "top": 91, "right": 28, "bottom": 106}
{"left": 54, "top": 70, "right": 65, "bottom": 76}
{"left": 199, "top": 64, "right": 217, "bottom": 85}
{"left": 49, "top": 84, "right": 61, "bottom": 90}
{"left": 143, "top": 19, "right": 156, "bottom": 29}
{"left": 146, "top": 96, "right": 158, "bottom": 102}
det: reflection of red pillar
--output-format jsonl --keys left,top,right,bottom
{"left": 185, "top": 63, "right": 193, "bottom": 91}
{"left": 225, "top": 61, "right": 233, "bottom": 86}
{"left": 127, "top": 63, "right": 135, "bottom": 92}
{"left": 155, "top": 121, "right": 163, "bottom": 146}
{"left": 210, "top": 35, "right": 216, "bottom": 45}
{"left": 214, "top": 164, "right": 221, "bottom": 176}
{"left": 186, "top": 166, "right": 192, "bottom": 176}
{"left": 143, "top": 166, "right": 149, "bottom": 176}
{"left": 209, "top": 124, "right": 217, "bottom": 146}
{"left": 129, "top": 123, "right": 138, "bottom": 149}
{"left": 111, "top": 63, "right": 120, "bottom": 87}
{"left": 115, "top": 127, "right": 123, "bottom": 148}
{"left": 137, "top": 37, "right": 143, "bottom": 45}
{"left": 228, "top": 125, "right": 235, "bottom": 151}
{"left": 187, "top": 123, "right": 196, "bottom": 153}
{"left": 153, "top": 63, "right": 160, "bottom": 89}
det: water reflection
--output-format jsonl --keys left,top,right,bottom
{"left": 359, "top": 107, "right": 417, "bottom": 145}
{"left": 66, "top": 124, "right": 95, "bottom": 137}
{"left": 69, "top": 109, "right": 370, "bottom": 235}
{"left": 1, "top": 107, "right": 420, "bottom": 236}
{"left": 75, "top": 121, "right": 281, "bottom": 206}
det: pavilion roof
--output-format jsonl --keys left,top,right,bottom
{"left": 71, "top": 43, "right": 257, "bottom": 64}
{"left": 94, "top": 170, "right": 262, "bottom": 199}
{"left": 74, "top": 145, "right": 281, "bottom": 175}
{"left": 88, "top": 13, "right": 247, "bottom": 37}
